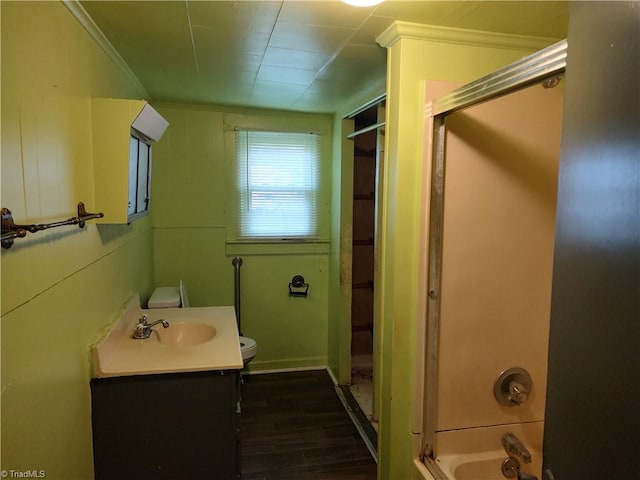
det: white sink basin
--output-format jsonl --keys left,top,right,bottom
{"left": 155, "top": 321, "right": 216, "bottom": 346}
{"left": 91, "top": 296, "right": 243, "bottom": 378}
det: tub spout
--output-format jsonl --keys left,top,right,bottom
{"left": 502, "top": 459, "right": 539, "bottom": 480}
{"left": 517, "top": 473, "right": 538, "bottom": 480}
{"left": 501, "top": 432, "right": 532, "bottom": 464}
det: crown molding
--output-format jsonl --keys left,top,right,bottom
{"left": 62, "top": 0, "right": 148, "bottom": 97}
{"left": 376, "top": 21, "right": 559, "bottom": 52}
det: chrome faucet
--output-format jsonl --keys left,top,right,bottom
{"left": 502, "top": 457, "right": 538, "bottom": 480}
{"left": 501, "top": 432, "right": 532, "bottom": 464}
{"left": 132, "top": 314, "right": 169, "bottom": 339}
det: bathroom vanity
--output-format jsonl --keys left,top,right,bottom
{"left": 91, "top": 370, "right": 238, "bottom": 479}
{"left": 90, "top": 297, "right": 243, "bottom": 479}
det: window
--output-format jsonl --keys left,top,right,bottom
{"left": 128, "top": 134, "right": 151, "bottom": 220}
{"left": 235, "top": 130, "right": 321, "bottom": 240}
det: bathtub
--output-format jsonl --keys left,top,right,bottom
{"left": 414, "top": 423, "right": 544, "bottom": 480}
{"left": 436, "top": 449, "right": 542, "bottom": 480}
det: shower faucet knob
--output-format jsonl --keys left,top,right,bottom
{"left": 508, "top": 381, "right": 529, "bottom": 404}
{"left": 494, "top": 367, "right": 533, "bottom": 406}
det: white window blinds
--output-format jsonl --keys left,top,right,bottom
{"left": 235, "top": 130, "right": 321, "bottom": 239}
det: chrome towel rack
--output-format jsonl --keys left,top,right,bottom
{"left": 1, "top": 202, "right": 104, "bottom": 249}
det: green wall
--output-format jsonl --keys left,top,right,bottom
{"left": 1, "top": 2, "right": 154, "bottom": 478}
{"left": 151, "top": 103, "right": 334, "bottom": 371}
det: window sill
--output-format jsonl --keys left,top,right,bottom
{"left": 225, "top": 240, "right": 330, "bottom": 256}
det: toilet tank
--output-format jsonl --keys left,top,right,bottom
{"left": 148, "top": 287, "right": 181, "bottom": 308}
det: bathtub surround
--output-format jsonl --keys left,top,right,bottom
{"left": 432, "top": 422, "right": 543, "bottom": 480}
{"left": 410, "top": 4, "right": 640, "bottom": 478}
{"left": 434, "top": 80, "right": 562, "bottom": 431}
{"left": 412, "top": 44, "right": 564, "bottom": 480}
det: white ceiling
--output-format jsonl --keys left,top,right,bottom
{"left": 80, "top": 1, "right": 569, "bottom": 114}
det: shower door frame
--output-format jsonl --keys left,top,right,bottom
{"left": 421, "top": 39, "right": 568, "bottom": 478}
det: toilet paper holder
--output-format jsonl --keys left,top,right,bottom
{"left": 289, "top": 275, "right": 309, "bottom": 297}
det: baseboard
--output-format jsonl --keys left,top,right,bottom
{"left": 242, "top": 364, "right": 341, "bottom": 388}
{"left": 243, "top": 363, "right": 328, "bottom": 375}
{"left": 326, "top": 365, "right": 339, "bottom": 386}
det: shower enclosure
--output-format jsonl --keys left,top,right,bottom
{"left": 419, "top": 4, "right": 640, "bottom": 478}
{"left": 420, "top": 41, "right": 566, "bottom": 480}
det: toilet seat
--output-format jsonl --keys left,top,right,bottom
{"left": 239, "top": 336, "right": 257, "bottom": 362}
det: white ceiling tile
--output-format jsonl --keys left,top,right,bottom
{"left": 262, "top": 47, "right": 332, "bottom": 71}
{"left": 187, "top": 1, "right": 281, "bottom": 34}
{"left": 193, "top": 25, "right": 270, "bottom": 58}
{"left": 279, "top": 0, "right": 373, "bottom": 28}
{"left": 269, "top": 22, "right": 354, "bottom": 54}
{"left": 249, "top": 80, "right": 309, "bottom": 109}
{"left": 257, "top": 65, "right": 318, "bottom": 86}
{"left": 350, "top": 15, "right": 395, "bottom": 44}
{"left": 197, "top": 53, "right": 263, "bottom": 75}
{"left": 372, "top": 1, "right": 470, "bottom": 24}
{"left": 319, "top": 44, "right": 386, "bottom": 82}
{"left": 305, "top": 78, "right": 360, "bottom": 98}
{"left": 199, "top": 69, "right": 258, "bottom": 87}
{"left": 251, "top": 80, "right": 308, "bottom": 97}
{"left": 80, "top": 0, "right": 569, "bottom": 113}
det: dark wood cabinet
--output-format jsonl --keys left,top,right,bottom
{"left": 91, "top": 370, "right": 239, "bottom": 480}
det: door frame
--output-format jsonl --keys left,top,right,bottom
{"left": 349, "top": 99, "right": 386, "bottom": 426}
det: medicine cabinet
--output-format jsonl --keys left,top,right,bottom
{"left": 91, "top": 98, "right": 169, "bottom": 223}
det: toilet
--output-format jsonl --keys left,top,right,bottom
{"left": 148, "top": 286, "right": 182, "bottom": 309}
{"left": 148, "top": 280, "right": 257, "bottom": 366}
{"left": 238, "top": 336, "right": 257, "bottom": 365}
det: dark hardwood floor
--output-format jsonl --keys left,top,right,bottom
{"left": 239, "top": 369, "right": 377, "bottom": 480}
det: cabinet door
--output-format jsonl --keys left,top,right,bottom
{"left": 91, "top": 371, "right": 239, "bottom": 480}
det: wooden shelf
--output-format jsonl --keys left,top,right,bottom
{"left": 351, "top": 323, "right": 374, "bottom": 332}
{"left": 353, "top": 238, "right": 374, "bottom": 246}
{"left": 353, "top": 193, "right": 375, "bottom": 200}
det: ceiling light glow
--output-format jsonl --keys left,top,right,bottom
{"left": 342, "top": 0, "right": 384, "bottom": 7}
